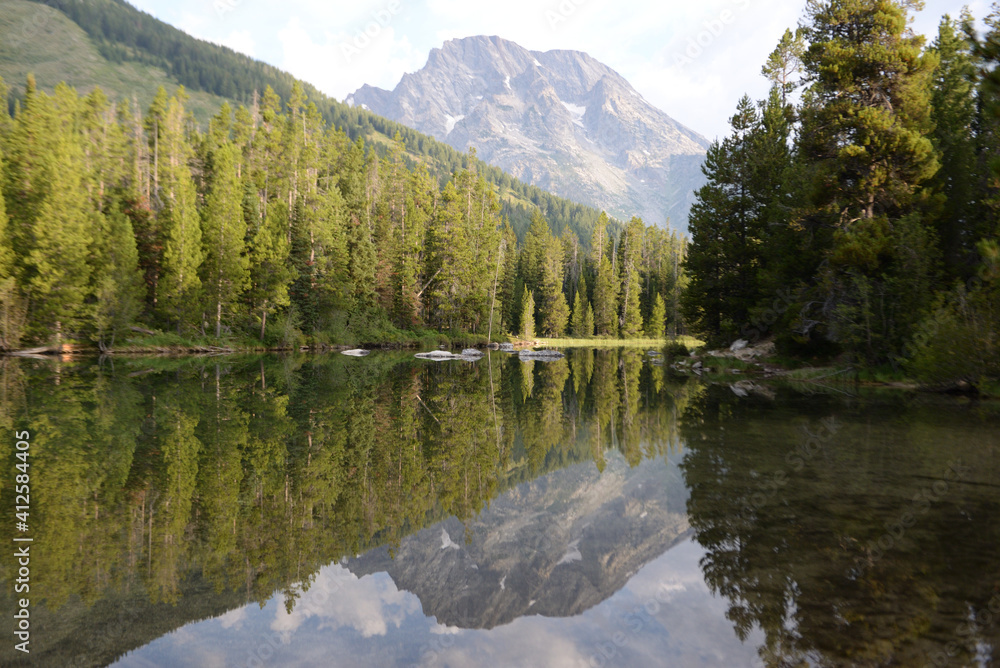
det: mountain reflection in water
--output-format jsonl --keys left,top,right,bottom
{"left": 0, "top": 350, "right": 996, "bottom": 667}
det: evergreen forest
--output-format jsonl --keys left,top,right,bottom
{"left": 0, "top": 77, "right": 685, "bottom": 350}
{"left": 682, "top": 2, "right": 1000, "bottom": 385}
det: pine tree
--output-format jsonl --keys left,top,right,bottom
{"left": 0, "top": 146, "right": 10, "bottom": 284}
{"left": 539, "top": 235, "right": 569, "bottom": 337}
{"left": 971, "top": 6, "right": 1000, "bottom": 234}
{"left": 762, "top": 28, "right": 806, "bottom": 105}
{"left": 618, "top": 217, "right": 644, "bottom": 338}
{"left": 591, "top": 214, "right": 618, "bottom": 337}
{"left": 521, "top": 290, "right": 535, "bottom": 340}
{"left": 0, "top": 76, "right": 10, "bottom": 140}
{"left": 929, "top": 13, "right": 979, "bottom": 278}
{"left": 248, "top": 201, "right": 293, "bottom": 341}
{"left": 582, "top": 302, "right": 595, "bottom": 341}
{"left": 159, "top": 90, "right": 203, "bottom": 332}
{"left": 799, "top": 0, "right": 939, "bottom": 363}
{"left": 521, "top": 209, "right": 549, "bottom": 292}
{"left": 425, "top": 181, "right": 465, "bottom": 329}
{"left": 202, "top": 143, "right": 249, "bottom": 338}
{"left": 7, "top": 81, "right": 94, "bottom": 340}
{"left": 0, "top": 144, "right": 24, "bottom": 349}
{"left": 497, "top": 222, "right": 519, "bottom": 335}
{"left": 801, "top": 0, "right": 938, "bottom": 221}
{"left": 92, "top": 200, "right": 144, "bottom": 348}
{"left": 146, "top": 86, "right": 169, "bottom": 206}
{"left": 311, "top": 184, "right": 353, "bottom": 323}
{"left": 349, "top": 210, "right": 378, "bottom": 315}
{"left": 649, "top": 294, "right": 666, "bottom": 339}
{"left": 682, "top": 97, "right": 767, "bottom": 341}
{"left": 571, "top": 274, "right": 591, "bottom": 337}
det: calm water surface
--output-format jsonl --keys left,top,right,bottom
{"left": 0, "top": 350, "right": 997, "bottom": 667}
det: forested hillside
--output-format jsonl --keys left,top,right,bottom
{"left": 682, "top": 3, "right": 1000, "bottom": 387}
{"left": 0, "top": 76, "right": 686, "bottom": 350}
{"left": 1, "top": 0, "right": 610, "bottom": 242}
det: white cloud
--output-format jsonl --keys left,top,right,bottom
{"left": 277, "top": 16, "right": 423, "bottom": 101}
{"left": 216, "top": 606, "right": 247, "bottom": 630}
{"left": 270, "top": 566, "right": 420, "bottom": 640}
{"left": 219, "top": 29, "right": 257, "bottom": 57}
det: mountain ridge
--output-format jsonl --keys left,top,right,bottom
{"left": 351, "top": 35, "right": 709, "bottom": 229}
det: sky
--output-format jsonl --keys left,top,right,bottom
{"left": 112, "top": 450, "right": 763, "bottom": 667}
{"left": 128, "top": 0, "right": 991, "bottom": 140}
{"left": 114, "top": 539, "right": 762, "bottom": 667}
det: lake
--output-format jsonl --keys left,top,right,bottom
{"left": 0, "top": 350, "right": 997, "bottom": 667}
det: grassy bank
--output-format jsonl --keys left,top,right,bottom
{"left": 6, "top": 327, "right": 495, "bottom": 356}
{"left": 536, "top": 336, "right": 703, "bottom": 349}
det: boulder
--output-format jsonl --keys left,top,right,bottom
{"left": 519, "top": 349, "right": 565, "bottom": 362}
{"left": 341, "top": 349, "right": 371, "bottom": 357}
{"left": 730, "top": 339, "right": 749, "bottom": 353}
{"left": 415, "top": 351, "right": 460, "bottom": 361}
{"left": 415, "top": 350, "right": 483, "bottom": 362}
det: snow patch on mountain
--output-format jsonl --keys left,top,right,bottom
{"left": 561, "top": 101, "right": 586, "bottom": 129}
{"left": 445, "top": 114, "right": 465, "bottom": 135}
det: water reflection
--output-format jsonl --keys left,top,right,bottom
{"left": 0, "top": 350, "right": 696, "bottom": 666}
{"left": 0, "top": 352, "right": 997, "bottom": 667}
{"left": 680, "top": 386, "right": 1000, "bottom": 667}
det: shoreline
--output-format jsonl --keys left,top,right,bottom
{"left": 4, "top": 340, "right": 991, "bottom": 398}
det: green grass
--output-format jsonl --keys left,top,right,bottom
{"left": 114, "top": 323, "right": 492, "bottom": 354}
{"left": 536, "top": 336, "right": 703, "bottom": 349}
{"left": 702, "top": 355, "right": 758, "bottom": 371}
{"left": 0, "top": 0, "right": 230, "bottom": 124}
{"left": 117, "top": 330, "right": 276, "bottom": 353}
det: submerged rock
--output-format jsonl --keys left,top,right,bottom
{"left": 415, "top": 350, "right": 460, "bottom": 361}
{"left": 730, "top": 380, "right": 776, "bottom": 400}
{"left": 416, "top": 350, "right": 483, "bottom": 362}
{"left": 341, "top": 349, "right": 371, "bottom": 357}
{"left": 519, "top": 349, "right": 565, "bottom": 362}
{"left": 499, "top": 343, "right": 516, "bottom": 353}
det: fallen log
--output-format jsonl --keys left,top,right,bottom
{"left": 9, "top": 346, "right": 57, "bottom": 356}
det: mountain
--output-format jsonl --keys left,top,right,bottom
{"left": 348, "top": 451, "right": 691, "bottom": 629}
{"left": 350, "top": 36, "right": 709, "bottom": 230}
{"left": 0, "top": 0, "right": 609, "bottom": 242}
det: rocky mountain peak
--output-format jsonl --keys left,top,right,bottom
{"left": 349, "top": 35, "right": 708, "bottom": 229}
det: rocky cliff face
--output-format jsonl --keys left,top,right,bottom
{"left": 349, "top": 35, "right": 708, "bottom": 230}
{"left": 347, "top": 452, "right": 690, "bottom": 630}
